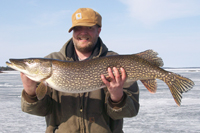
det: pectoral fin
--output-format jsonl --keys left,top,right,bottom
{"left": 36, "top": 81, "right": 47, "bottom": 100}
{"left": 141, "top": 79, "right": 157, "bottom": 93}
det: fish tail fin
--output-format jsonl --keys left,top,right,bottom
{"left": 141, "top": 79, "right": 157, "bottom": 93}
{"left": 36, "top": 81, "right": 47, "bottom": 100}
{"left": 166, "top": 73, "right": 194, "bottom": 106}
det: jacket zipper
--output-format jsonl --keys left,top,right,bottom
{"left": 80, "top": 93, "right": 86, "bottom": 133}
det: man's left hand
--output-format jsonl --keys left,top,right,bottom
{"left": 101, "top": 67, "right": 126, "bottom": 102}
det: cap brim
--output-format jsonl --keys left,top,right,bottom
{"left": 68, "top": 23, "right": 96, "bottom": 33}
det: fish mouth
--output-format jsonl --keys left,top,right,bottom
{"left": 6, "top": 59, "right": 14, "bottom": 67}
{"left": 6, "top": 59, "right": 26, "bottom": 71}
{"left": 6, "top": 61, "right": 12, "bottom": 66}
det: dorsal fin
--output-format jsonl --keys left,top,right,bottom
{"left": 136, "top": 49, "right": 164, "bottom": 67}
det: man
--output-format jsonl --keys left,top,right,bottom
{"left": 21, "top": 8, "right": 140, "bottom": 133}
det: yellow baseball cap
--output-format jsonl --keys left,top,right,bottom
{"left": 68, "top": 8, "right": 102, "bottom": 33}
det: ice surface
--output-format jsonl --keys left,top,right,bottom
{"left": 0, "top": 69, "right": 199, "bottom": 133}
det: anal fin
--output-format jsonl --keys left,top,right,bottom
{"left": 141, "top": 79, "right": 157, "bottom": 93}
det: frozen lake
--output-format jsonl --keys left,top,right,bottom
{"left": 0, "top": 68, "right": 199, "bottom": 133}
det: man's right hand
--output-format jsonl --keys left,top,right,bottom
{"left": 20, "top": 72, "right": 37, "bottom": 96}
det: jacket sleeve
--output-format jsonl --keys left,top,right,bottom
{"left": 21, "top": 87, "right": 54, "bottom": 116}
{"left": 106, "top": 81, "right": 140, "bottom": 120}
{"left": 21, "top": 52, "right": 65, "bottom": 116}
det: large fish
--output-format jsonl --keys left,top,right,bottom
{"left": 6, "top": 50, "right": 194, "bottom": 106}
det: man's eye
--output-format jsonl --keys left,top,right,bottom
{"left": 74, "top": 27, "right": 81, "bottom": 30}
{"left": 88, "top": 27, "right": 93, "bottom": 30}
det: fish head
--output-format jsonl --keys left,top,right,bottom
{"left": 6, "top": 58, "right": 52, "bottom": 82}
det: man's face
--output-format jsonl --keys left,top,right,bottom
{"left": 72, "top": 25, "right": 101, "bottom": 53}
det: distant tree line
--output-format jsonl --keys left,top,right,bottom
{"left": 0, "top": 66, "right": 14, "bottom": 72}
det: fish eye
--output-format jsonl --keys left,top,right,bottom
{"left": 27, "top": 60, "right": 33, "bottom": 64}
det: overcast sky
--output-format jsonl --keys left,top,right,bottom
{"left": 1, "top": 0, "right": 200, "bottom": 67}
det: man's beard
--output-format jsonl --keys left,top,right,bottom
{"left": 73, "top": 35, "right": 98, "bottom": 53}
{"left": 74, "top": 43, "right": 96, "bottom": 53}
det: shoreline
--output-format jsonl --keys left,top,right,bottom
{"left": 0, "top": 66, "right": 15, "bottom": 71}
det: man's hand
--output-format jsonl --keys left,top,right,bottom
{"left": 20, "top": 73, "right": 37, "bottom": 96}
{"left": 101, "top": 67, "right": 126, "bottom": 102}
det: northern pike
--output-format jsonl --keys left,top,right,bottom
{"left": 6, "top": 50, "right": 194, "bottom": 106}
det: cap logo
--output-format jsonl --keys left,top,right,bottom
{"left": 76, "top": 13, "right": 82, "bottom": 20}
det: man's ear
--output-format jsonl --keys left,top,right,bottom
{"left": 98, "top": 27, "right": 101, "bottom": 35}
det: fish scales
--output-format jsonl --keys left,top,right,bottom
{"left": 6, "top": 49, "right": 194, "bottom": 106}
{"left": 48, "top": 55, "right": 165, "bottom": 92}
